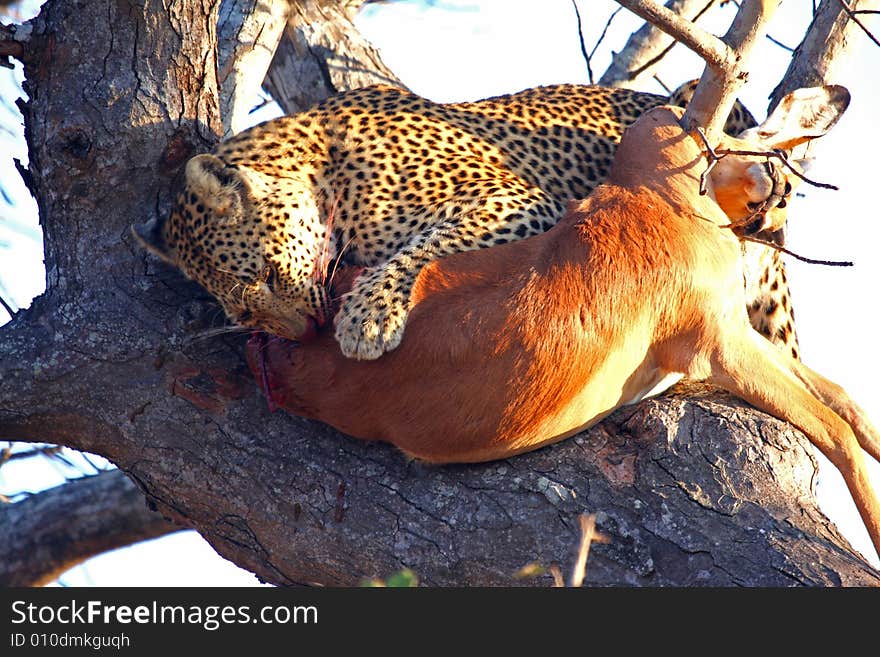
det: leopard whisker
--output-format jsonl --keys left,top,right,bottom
{"left": 314, "top": 191, "right": 344, "bottom": 286}
{"left": 327, "top": 236, "right": 357, "bottom": 293}
{"left": 189, "top": 325, "right": 254, "bottom": 342}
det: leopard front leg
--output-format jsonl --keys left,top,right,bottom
{"left": 333, "top": 199, "right": 558, "bottom": 360}
{"left": 334, "top": 217, "right": 486, "bottom": 360}
{"left": 333, "top": 254, "right": 418, "bottom": 360}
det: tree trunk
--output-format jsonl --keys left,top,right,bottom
{"left": 0, "top": 0, "right": 877, "bottom": 586}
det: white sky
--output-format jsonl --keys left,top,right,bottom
{"left": 1, "top": 0, "right": 878, "bottom": 583}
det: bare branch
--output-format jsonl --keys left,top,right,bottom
{"left": 765, "top": 33, "right": 795, "bottom": 51}
{"left": 680, "top": 0, "right": 780, "bottom": 141}
{"left": 612, "top": 0, "right": 779, "bottom": 140}
{"left": 264, "top": 0, "right": 405, "bottom": 114}
{"left": 694, "top": 127, "right": 841, "bottom": 191}
{"left": 838, "top": 0, "right": 880, "bottom": 48}
{"left": 0, "top": 293, "right": 15, "bottom": 318}
{"left": 653, "top": 74, "right": 673, "bottom": 93}
{"left": 0, "top": 471, "right": 179, "bottom": 586}
{"left": 770, "top": 0, "right": 880, "bottom": 110}
{"left": 571, "top": 0, "right": 595, "bottom": 84}
{"left": 0, "top": 444, "right": 62, "bottom": 467}
{"left": 625, "top": 1, "right": 719, "bottom": 85}
{"left": 591, "top": 6, "right": 624, "bottom": 61}
{"left": 0, "top": 23, "right": 24, "bottom": 67}
{"left": 217, "top": 0, "right": 290, "bottom": 136}
{"left": 601, "top": 0, "right": 720, "bottom": 87}
{"left": 739, "top": 234, "right": 854, "bottom": 266}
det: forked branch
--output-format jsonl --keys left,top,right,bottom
{"left": 614, "top": 0, "right": 731, "bottom": 69}
{"left": 616, "top": 0, "right": 780, "bottom": 141}
{"left": 600, "top": 0, "right": 718, "bottom": 87}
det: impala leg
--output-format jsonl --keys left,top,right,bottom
{"left": 785, "top": 360, "right": 880, "bottom": 465}
{"left": 709, "top": 329, "right": 880, "bottom": 558}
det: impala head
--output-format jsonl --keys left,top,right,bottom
{"left": 709, "top": 85, "right": 850, "bottom": 235}
{"left": 132, "top": 154, "right": 333, "bottom": 341}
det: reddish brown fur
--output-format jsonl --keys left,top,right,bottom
{"left": 249, "top": 112, "right": 731, "bottom": 458}
{"left": 135, "top": 83, "right": 806, "bottom": 362}
{"left": 247, "top": 107, "right": 880, "bottom": 558}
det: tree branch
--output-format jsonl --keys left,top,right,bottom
{"left": 571, "top": 1, "right": 595, "bottom": 84}
{"left": 680, "top": 0, "right": 779, "bottom": 140}
{"left": 263, "top": 0, "right": 405, "bottom": 114}
{"left": 613, "top": 0, "right": 731, "bottom": 72}
{"left": 839, "top": 0, "right": 880, "bottom": 48}
{"left": 769, "top": 0, "right": 880, "bottom": 111}
{"left": 0, "top": 470, "right": 179, "bottom": 586}
{"left": 600, "top": 0, "right": 718, "bottom": 88}
{"left": 218, "top": 0, "right": 290, "bottom": 136}
{"left": 1, "top": 0, "right": 877, "bottom": 587}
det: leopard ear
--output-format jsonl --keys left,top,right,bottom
{"left": 184, "top": 154, "right": 268, "bottom": 222}
{"left": 184, "top": 154, "right": 245, "bottom": 221}
{"left": 746, "top": 85, "right": 850, "bottom": 150}
{"left": 131, "top": 216, "right": 178, "bottom": 266}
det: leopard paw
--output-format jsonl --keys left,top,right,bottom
{"left": 334, "top": 274, "right": 409, "bottom": 360}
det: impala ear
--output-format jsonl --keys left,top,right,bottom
{"left": 746, "top": 85, "right": 850, "bottom": 150}
{"left": 131, "top": 217, "right": 178, "bottom": 266}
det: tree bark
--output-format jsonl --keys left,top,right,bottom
{"left": 263, "top": 0, "right": 405, "bottom": 114}
{"left": 218, "top": 0, "right": 290, "bottom": 136}
{"left": 600, "top": 0, "right": 719, "bottom": 88}
{"left": 769, "top": 0, "right": 880, "bottom": 110}
{"left": 0, "top": 0, "right": 877, "bottom": 586}
{"left": 0, "top": 470, "right": 179, "bottom": 587}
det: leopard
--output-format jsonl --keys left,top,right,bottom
{"left": 132, "top": 81, "right": 800, "bottom": 362}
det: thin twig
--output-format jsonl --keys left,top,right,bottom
{"left": 589, "top": 6, "right": 623, "bottom": 60}
{"left": 739, "top": 234, "right": 853, "bottom": 267}
{"left": 569, "top": 513, "right": 610, "bottom": 587}
{"left": 80, "top": 452, "right": 108, "bottom": 474}
{"left": 694, "top": 127, "right": 840, "bottom": 193}
{"left": 838, "top": 0, "right": 880, "bottom": 49}
{"left": 765, "top": 33, "right": 795, "bottom": 51}
{"left": 715, "top": 147, "right": 840, "bottom": 190}
{"left": 0, "top": 293, "right": 15, "bottom": 319}
{"left": 693, "top": 127, "right": 721, "bottom": 195}
{"left": 692, "top": 129, "right": 852, "bottom": 267}
{"left": 626, "top": 0, "right": 718, "bottom": 81}
{"left": 652, "top": 74, "right": 672, "bottom": 94}
{"left": 571, "top": 0, "right": 594, "bottom": 84}
{"left": 1, "top": 445, "right": 63, "bottom": 465}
